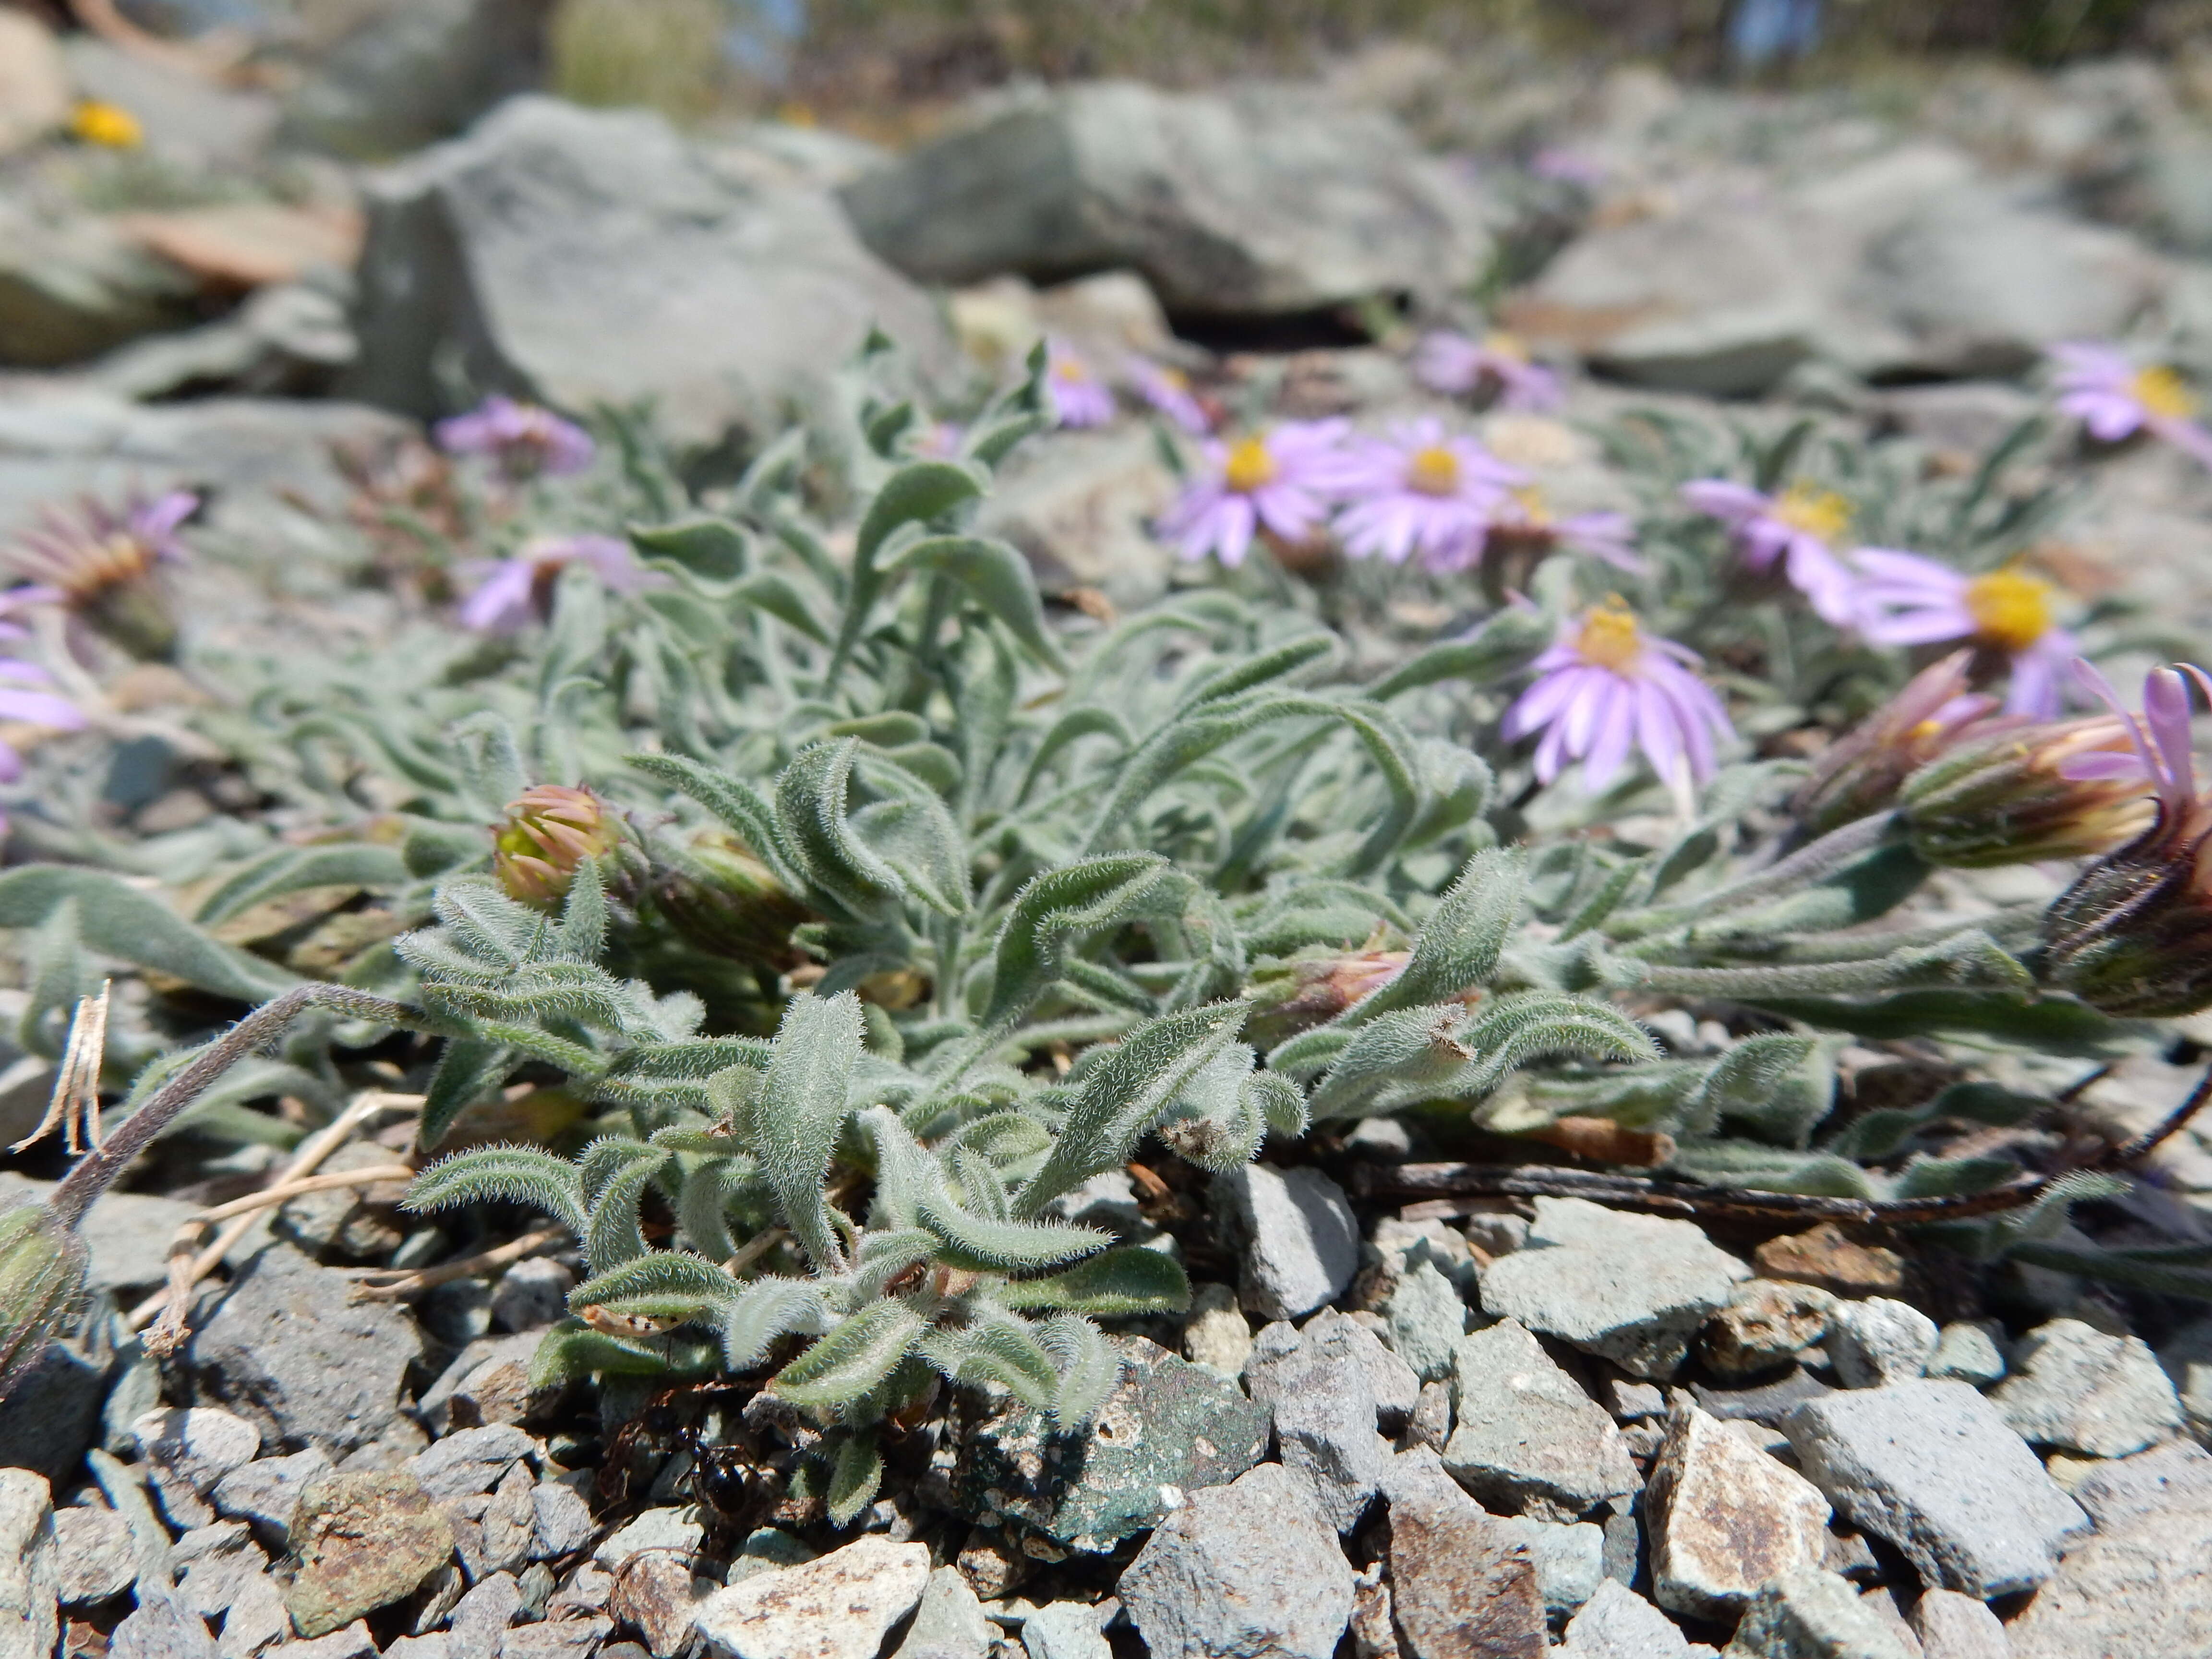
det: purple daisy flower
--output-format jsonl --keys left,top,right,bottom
{"left": 1412, "top": 330, "right": 1566, "bottom": 412}
{"left": 6, "top": 490, "right": 195, "bottom": 597}
{"left": 457, "top": 534, "right": 650, "bottom": 633}
{"left": 1154, "top": 421, "right": 1349, "bottom": 568}
{"left": 1046, "top": 340, "right": 1117, "bottom": 430}
{"left": 1679, "top": 478, "right": 1861, "bottom": 626}
{"left": 2063, "top": 658, "right": 2212, "bottom": 793}
{"left": 1129, "top": 359, "right": 1212, "bottom": 434}
{"left": 0, "top": 656, "right": 88, "bottom": 836}
{"left": 1331, "top": 418, "right": 1523, "bottom": 568}
{"left": 1454, "top": 487, "right": 1644, "bottom": 578}
{"left": 2049, "top": 343, "right": 2212, "bottom": 471}
{"left": 1502, "top": 598, "right": 1734, "bottom": 810}
{"left": 1852, "top": 551, "right": 2079, "bottom": 720}
{"left": 435, "top": 396, "right": 595, "bottom": 479}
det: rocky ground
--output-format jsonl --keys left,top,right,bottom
{"left": 7, "top": 6, "right": 2212, "bottom": 1659}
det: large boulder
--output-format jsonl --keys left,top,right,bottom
{"left": 839, "top": 80, "right": 1496, "bottom": 319}
{"left": 342, "top": 97, "right": 950, "bottom": 453}
{"left": 279, "top": 0, "right": 554, "bottom": 159}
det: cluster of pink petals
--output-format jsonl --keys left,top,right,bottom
{"left": 1679, "top": 480, "right": 1859, "bottom": 626}
{"left": 2065, "top": 658, "right": 2212, "bottom": 804}
{"left": 1156, "top": 421, "right": 1348, "bottom": 569}
{"left": 1046, "top": 339, "right": 1118, "bottom": 430}
{"left": 2050, "top": 343, "right": 2212, "bottom": 470}
{"left": 1328, "top": 419, "right": 1525, "bottom": 568}
{"left": 435, "top": 396, "right": 596, "bottom": 479}
{"left": 458, "top": 534, "right": 651, "bottom": 633}
{"left": 1412, "top": 331, "right": 1565, "bottom": 412}
{"left": 1852, "top": 552, "right": 2079, "bottom": 719}
{"left": 1128, "top": 359, "right": 1212, "bottom": 434}
{"left": 6, "top": 490, "right": 196, "bottom": 593}
{"left": 1502, "top": 609, "right": 1734, "bottom": 805}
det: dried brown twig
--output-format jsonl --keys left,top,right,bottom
{"left": 349, "top": 1226, "right": 566, "bottom": 1303}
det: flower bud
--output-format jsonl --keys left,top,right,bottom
{"left": 2036, "top": 803, "right": 2212, "bottom": 1017}
{"left": 1899, "top": 717, "right": 2156, "bottom": 868}
{"left": 494, "top": 784, "right": 621, "bottom": 905}
{"left": 0, "top": 1202, "right": 86, "bottom": 1394}
{"left": 1792, "top": 652, "right": 2003, "bottom": 836}
{"left": 651, "top": 833, "right": 813, "bottom": 969}
{"left": 1244, "top": 949, "right": 1410, "bottom": 1048}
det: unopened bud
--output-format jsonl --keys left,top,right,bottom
{"left": 494, "top": 785, "right": 620, "bottom": 905}
{"left": 2036, "top": 803, "right": 2212, "bottom": 1017}
{"left": 1245, "top": 949, "right": 1410, "bottom": 1048}
{"left": 651, "top": 834, "right": 813, "bottom": 968}
{"left": 0, "top": 1203, "right": 86, "bottom": 1395}
{"left": 1793, "top": 651, "right": 2003, "bottom": 836}
{"left": 1900, "top": 718, "right": 2155, "bottom": 868}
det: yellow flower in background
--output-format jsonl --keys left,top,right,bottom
{"left": 69, "top": 101, "right": 142, "bottom": 149}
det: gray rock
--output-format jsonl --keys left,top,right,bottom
{"left": 214, "top": 1450, "right": 335, "bottom": 1547}
{"left": 1485, "top": 1513, "right": 1605, "bottom": 1617}
{"left": 382, "top": 1639, "right": 451, "bottom": 1659}
{"left": 529, "top": 1479, "right": 595, "bottom": 1561}
{"left": 959, "top": 1336, "right": 1268, "bottom": 1554}
{"left": 169, "top": 1521, "right": 266, "bottom": 1621}
{"left": 1477, "top": 1198, "right": 1749, "bottom": 1380}
{"left": 1443, "top": 1319, "right": 1638, "bottom": 1523}
{"left": 608, "top": 1553, "right": 712, "bottom": 1659}
{"left": 1610, "top": 1382, "right": 1667, "bottom": 1421}
{"left": 407, "top": 1426, "right": 536, "bottom": 1504}
{"left": 1703, "top": 1280, "right": 1836, "bottom": 1381}
{"left": 342, "top": 96, "right": 950, "bottom": 455}
{"left": 1927, "top": 1321, "right": 2007, "bottom": 1387}
{"left": 1721, "top": 1566, "right": 1915, "bottom": 1659}
{"left": 1648, "top": 1405, "right": 1829, "bottom": 1622}
{"left": 1783, "top": 1379, "right": 2088, "bottom": 1597}
{"left": 499, "top": 1617, "right": 611, "bottom": 1659}
{"left": 1561, "top": 1579, "right": 1714, "bottom": 1659}
{"left": 184, "top": 1243, "right": 425, "bottom": 1459}
{"left": 972, "top": 426, "right": 1177, "bottom": 613}
{"left": 1407, "top": 1380, "right": 1451, "bottom": 1452}
{"left": 134, "top": 1409, "right": 264, "bottom": 1531}
{"left": 1828, "top": 1299, "right": 1939, "bottom": 1390}
{"left": 0, "top": 1177, "right": 205, "bottom": 1297}
{"left": 448, "top": 1570, "right": 522, "bottom": 1659}
{"left": 492, "top": 1258, "right": 575, "bottom": 1334}
{"left": 593, "top": 1508, "right": 706, "bottom": 1574}
{"left": 284, "top": 1472, "right": 458, "bottom": 1639}
{"left": 0, "top": 203, "right": 200, "bottom": 368}
{"left": 269, "top": 1626, "right": 377, "bottom": 1659}
{"left": 279, "top": 0, "right": 552, "bottom": 158}
{"left": 1386, "top": 1260, "right": 1471, "bottom": 1383}
{"left": 841, "top": 80, "right": 1495, "bottom": 317}
{"left": 216, "top": 1570, "right": 290, "bottom": 1659}
{"left": 1993, "top": 1318, "right": 2183, "bottom": 1457}
{"left": 2003, "top": 1478, "right": 2212, "bottom": 1658}
{"left": 270, "top": 1142, "right": 409, "bottom": 1265}
{"left": 53, "top": 1505, "right": 137, "bottom": 1605}
{"left": 1388, "top": 1489, "right": 1544, "bottom": 1659}
{"left": 420, "top": 1281, "right": 495, "bottom": 1350}
{"left": 447, "top": 1463, "right": 536, "bottom": 1581}
{"left": 61, "top": 38, "right": 278, "bottom": 170}
{"left": 2071, "top": 1439, "right": 2212, "bottom": 1527}
{"left": 417, "top": 1333, "right": 543, "bottom": 1436}
{"left": 1019, "top": 1602, "right": 1108, "bottom": 1659}
{"left": 0, "top": 1469, "right": 56, "bottom": 1659}
{"left": 0, "top": 1340, "right": 107, "bottom": 1486}
{"left": 693, "top": 1536, "right": 929, "bottom": 1659}
{"left": 1694, "top": 1369, "right": 1836, "bottom": 1427}
{"left": 109, "top": 1591, "right": 216, "bottom": 1659}
{"left": 1908, "top": 1589, "right": 2010, "bottom": 1659}
{"left": 86, "top": 1449, "right": 171, "bottom": 1588}
{"left": 891, "top": 1566, "right": 991, "bottom": 1659}
{"left": 1179, "top": 1283, "right": 1253, "bottom": 1376}
{"left": 1252, "top": 1336, "right": 1390, "bottom": 1534}
{"left": 84, "top": 283, "right": 358, "bottom": 404}
{"left": 1214, "top": 1165, "right": 1359, "bottom": 1323}
{"left": 1119, "top": 1463, "right": 1352, "bottom": 1659}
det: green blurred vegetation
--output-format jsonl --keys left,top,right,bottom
{"left": 550, "top": 0, "right": 731, "bottom": 121}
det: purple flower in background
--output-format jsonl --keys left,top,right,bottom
{"left": 1412, "top": 331, "right": 1565, "bottom": 412}
{"left": 1155, "top": 421, "right": 1348, "bottom": 568}
{"left": 911, "top": 421, "right": 964, "bottom": 460}
{"left": 1853, "top": 552, "right": 2078, "bottom": 719}
{"left": 1046, "top": 340, "right": 1116, "bottom": 429}
{"left": 1331, "top": 418, "right": 1522, "bottom": 568}
{"left": 6, "top": 490, "right": 194, "bottom": 597}
{"left": 0, "top": 657, "right": 88, "bottom": 836}
{"left": 458, "top": 534, "right": 649, "bottom": 632}
{"left": 1502, "top": 598, "right": 1734, "bottom": 810}
{"left": 435, "top": 396, "right": 595, "bottom": 479}
{"left": 1680, "top": 478, "right": 1860, "bottom": 626}
{"left": 1529, "top": 147, "right": 1609, "bottom": 187}
{"left": 2049, "top": 344, "right": 2212, "bottom": 471}
{"left": 1130, "top": 359, "right": 1212, "bottom": 434}
{"left": 1459, "top": 487, "right": 1644, "bottom": 578}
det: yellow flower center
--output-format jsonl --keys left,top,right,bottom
{"left": 1773, "top": 482, "right": 1851, "bottom": 544}
{"left": 1509, "top": 485, "right": 1551, "bottom": 526}
{"left": 1054, "top": 359, "right": 1088, "bottom": 382}
{"left": 1575, "top": 600, "right": 1644, "bottom": 671}
{"left": 69, "top": 101, "right": 141, "bottom": 148}
{"left": 1482, "top": 331, "right": 1528, "bottom": 363}
{"left": 1224, "top": 436, "right": 1277, "bottom": 494}
{"left": 1406, "top": 445, "right": 1461, "bottom": 496}
{"left": 2131, "top": 365, "right": 2199, "bottom": 421}
{"left": 1964, "top": 567, "right": 2057, "bottom": 653}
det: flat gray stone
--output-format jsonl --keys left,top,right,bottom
{"left": 594, "top": 1507, "right": 705, "bottom": 1574}
{"left": 1703, "top": 1280, "right": 1835, "bottom": 1381}
{"left": 1443, "top": 1319, "right": 1638, "bottom": 1523}
{"left": 2071, "top": 1439, "right": 2212, "bottom": 1527}
{"left": 959, "top": 1336, "right": 1269, "bottom": 1554}
{"left": 1827, "top": 1299, "right": 1938, "bottom": 1390}
{"left": 500, "top": 1618, "right": 611, "bottom": 1659}
{"left": 1478, "top": 1199, "right": 1749, "bottom": 1380}
{"left": 215, "top": 1570, "right": 290, "bottom": 1659}
{"left": 1486, "top": 1513, "right": 1605, "bottom": 1618}
{"left": 133, "top": 1409, "right": 263, "bottom": 1532}
{"left": 1648, "top": 1405, "right": 1829, "bottom": 1621}
{"left": 1721, "top": 1566, "right": 1915, "bottom": 1659}
{"left": 108, "top": 1591, "right": 216, "bottom": 1659}
{"left": 53, "top": 1505, "right": 137, "bottom": 1605}
{"left": 1908, "top": 1589, "right": 2010, "bottom": 1659}
{"left": 692, "top": 1537, "right": 929, "bottom": 1659}
{"left": 1255, "top": 1340, "right": 1389, "bottom": 1534}
{"left": 1927, "top": 1321, "right": 2006, "bottom": 1386}
{"left": 1387, "top": 1260, "right": 1471, "bottom": 1383}
{"left": 284, "top": 1472, "right": 458, "bottom": 1639}
{"left": 1992, "top": 1318, "right": 2183, "bottom": 1457}
{"left": 169, "top": 1521, "right": 266, "bottom": 1621}
{"left": 407, "top": 1425, "right": 535, "bottom": 1503}
{"left": 1119, "top": 1463, "right": 1352, "bottom": 1659}
{"left": 1214, "top": 1165, "right": 1358, "bottom": 1322}
{"left": 1784, "top": 1379, "right": 2088, "bottom": 1597}
{"left": 0, "top": 1469, "right": 57, "bottom": 1659}
{"left": 0, "top": 1340, "right": 107, "bottom": 1487}
{"left": 277, "top": 0, "right": 547, "bottom": 158}
{"left": 2004, "top": 1486, "right": 2212, "bottom": 1658}
{"left": 491, "top": 1258, "right": 574, "bottom": 1333}
{"left": 213, "top": 1450, "right": 335, "bottom": 1548}
{"left": 1561, "top": 1579, "right": 1714, "bottom": 1659}
{"left": 448, "top": 1571, "right": 522, "bottom": 1659}
{"left": 891, "top": 1566, "right": 990, "bottom": 1659}
{"left": 184, "top": 1244, "right": 424, "bottom": 1459}
{"left": 529, "top": 1479, "right": 595, "bottom": 1561}
{"left": 1388, "top": 1489, "right": 1544, "bottom": 1659}
{"left": 1019, "top": 1602, "right": 1108, "bottom": 1659}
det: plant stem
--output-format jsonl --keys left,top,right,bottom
{"left": 1605, "top": 813, "right": 1902, "bottom": 941}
